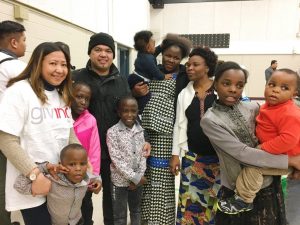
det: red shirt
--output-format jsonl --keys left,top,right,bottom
{"left": 256, "top": 100, "right": 300, "bottom": 156}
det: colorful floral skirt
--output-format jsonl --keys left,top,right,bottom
{"left": 176, "top": 151, "right": 221, "bottom": 225}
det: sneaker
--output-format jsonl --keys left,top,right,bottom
{"left": 217, "top": 194, "right": 253, "bottom": 214}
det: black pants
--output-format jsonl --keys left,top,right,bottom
{"left": 21, "top": 202, "right": 51, "bottom": 225}
{"left": 101, "top": 159, "right": 114, "bottom": 225}
{"left": 81, "top": 191, "right": 94, "bottom": 225}
{"left": 0, "top": 151, "right": 12, "bottom": 225}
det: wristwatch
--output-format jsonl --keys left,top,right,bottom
{"left": 29, "top": 168, "right": 40, "bottom": 181}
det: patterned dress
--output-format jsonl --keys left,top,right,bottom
{"left": 175, "top": 86, "right": 221, "bottom": 225}
{"left": 141, "top": 79, "right": 177, "bottom": 225}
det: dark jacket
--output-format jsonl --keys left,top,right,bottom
{"left": 134, "top": 52, "right": 165, "bottom": 80}
{"left": 72, "top": 61, "right": 131, "bottom": 160}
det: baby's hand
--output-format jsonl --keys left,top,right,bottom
{"left": 164, "top": 74, "right": 172, "bottom": 80}
{"left": 88, "top": 179, "right": 102, "bottom": 194}
{"left": 256, "top": 145, "right": 262, "bottom": 150}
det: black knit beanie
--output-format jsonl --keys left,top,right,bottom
{"left": 88, "top": 32, "right": 115, "bottom": 58}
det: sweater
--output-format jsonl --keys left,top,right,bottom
{"left": 74, "top": 109, "right": 101, "bottom": 174}
{"left": 200, "top": 101, "right": 288, "bottom": 190}
{"left": 256, "top": 100, "right": 300, "bottom": 156}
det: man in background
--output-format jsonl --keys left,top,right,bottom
{"left": 0, "top": 20, "right": 27, "bottom": 225}
{"left": 265, "top": 59, "right": 278, "bottom": 82}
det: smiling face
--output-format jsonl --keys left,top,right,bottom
{"left": 62, "top": 149, "right": 88, "bottom": 184}
{"left": 265, "top": 71, "right": 298, "bottom": 106}
{"left": 89, "top": 44, "right": 114, "bottom": 76}
{"left": 214, "top": 69, "right": 246, "bottom": 106}
{"left": 118, "top": 98, "right": 138, "bottom": 128}
{"left": 162, "top": 45, "right": 182, "bottom": 72}
{"left": 71, "top": 84, "right": 91, "bottom": 118}
{"left": 41, "top": 51, "right": 68, "bottom": 86}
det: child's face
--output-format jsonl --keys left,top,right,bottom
{"left": 71, "top": 85, "right": 91, "bottom": 116}
{"left": 118, "top": 99, "right": 138, "bottom": 128}
{"left": 186, "top": 55, "right": 208, "bottom": 81}
{"left": 146, "top": 37, "right": 156, "bottom": 54}
{"left": 61, "top": 149, "right": 88, "bottom": 184}
{"left": 265, "top": 71, "right": 298, "bottom": 106}
{"left": 214, "top": 69, "right": 246, "bottom": 106}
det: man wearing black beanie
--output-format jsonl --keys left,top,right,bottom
{"left": 72, "top": 32, "right": 130, "bottom": 225}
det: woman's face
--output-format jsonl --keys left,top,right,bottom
{"left": 162, "top": 46, "right": 182, "bottom": 72}
{"left": 214, "top": 69, "right": 246, "bottom": 106}
{"left": 186, "top": 55, "right": 208, "bottom": 81}
{"left": 42, "top": 50, "right": 68, "bottom": 86}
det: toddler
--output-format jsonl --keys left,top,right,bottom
{"left": 14, "top": 143, "right": 101, "bottom": 225}
{"left": 218, "top": 69, "right": 300, "bottom": 214}
{"left": 128, "top": 30, "right": 172, "bottom": 114}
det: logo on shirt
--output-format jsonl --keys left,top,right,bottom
{"left": 30, "top": 107, "right": 70, "bottom": 124}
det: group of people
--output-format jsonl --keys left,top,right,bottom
{"left": 1, "top": 19, "right": 300, "bottom": 225}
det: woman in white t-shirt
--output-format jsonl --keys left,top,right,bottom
{"left": 0, "top": 42, "right": 76, "bottom": 225}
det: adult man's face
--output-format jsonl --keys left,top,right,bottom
{"left": 271, "top": 62, "right": 278, "bottom": 70}
{"left": 89, "top": 44, "right": 114, "bottom": 76}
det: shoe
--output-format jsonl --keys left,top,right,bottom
{"left": 217, "top": 194, "right": 253, "bottom": 214}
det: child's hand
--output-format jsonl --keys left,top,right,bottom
{"left": 143, "top": 142, "right": 151, "bottom": 157}
{"left": 47, "top": 163, "right": 69, "bottom": 180}
{"left": 128, "top": 182, "right": 137, "bottom": 190}
{"left": 88, "top": 179, "right": 102, "bottom": 194}
{"left": 137, "top": 176, "right": 147, "bottom": 186}
{"left": 256, "top": 145, "right": 262, "bottom": 150}
{"left": 164, "top": 74, "right": 172, "bottom": 80}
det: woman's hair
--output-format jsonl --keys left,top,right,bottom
{"left": 214, "top": 61, "right": 249, "bottom": 83}
{"left": 7, "top": 42, "right": 73, "bottom": 105}
{"left": 161, "top": 33, "right": 192, "bottom": 59}
{"left": 134, "top": 30, "right": 153, "bottom": 52}
{"left": 189, "top": 46, "right": 218, "bottom": 77}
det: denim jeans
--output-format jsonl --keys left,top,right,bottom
{"left": 111, "top": 184, "right": 143, "bottom": 225}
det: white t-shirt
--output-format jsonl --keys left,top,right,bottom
{"left": 0, "top": 80, "right": 73, "bottom": 211}
{"left": 0, "top": 52, "right": 26, "bottom": 101}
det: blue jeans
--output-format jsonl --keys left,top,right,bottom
{"left": 111, "top": 184, "right": 143, "bottom": 225}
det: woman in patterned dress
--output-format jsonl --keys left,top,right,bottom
{"left": 170, "top": 46, "right": 220, "bottom": 225}
{"left": 132, "top": 34, "right": 192, "bottom": 225}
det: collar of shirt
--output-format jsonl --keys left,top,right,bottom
{"left": 0, "top": 49, "right": 17, "bottom": 58}
{"left": 116, "top": 120, "right": 143, "bottom": 133}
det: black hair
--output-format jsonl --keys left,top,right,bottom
{"left": 117, "top": 95, "right": 137, "bottom": 111}
{"left": 72, "top": 81, "right": 91, "bottom": 91}
{"left": 189, "top": 46, "right": 218, "bottom": 77}
{"left": 55, "top": 41, "right": 70, "bottom": 58}
{"left": 214, "top": 61, "right": 249, "bottom": 83}
{"left": 271, "top": 60, "right": 277, "bottom": 65}
{"left": 0, "top": 20, "right": 25, "bottom": 41}
{"left": 60, "top": 143, "right": 87, "bottom": 162}
{"left": 134, "top": 30, "right": 153, "bottom": 52}
{"left": 161, "top": 33, "right": 192, "bottom": 59}
{"left": 275, "top": 68, "right": 300, "bottom": 93}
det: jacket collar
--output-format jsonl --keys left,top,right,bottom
{"left": 116, "top": 120, "right": 143, "bottom": 133}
